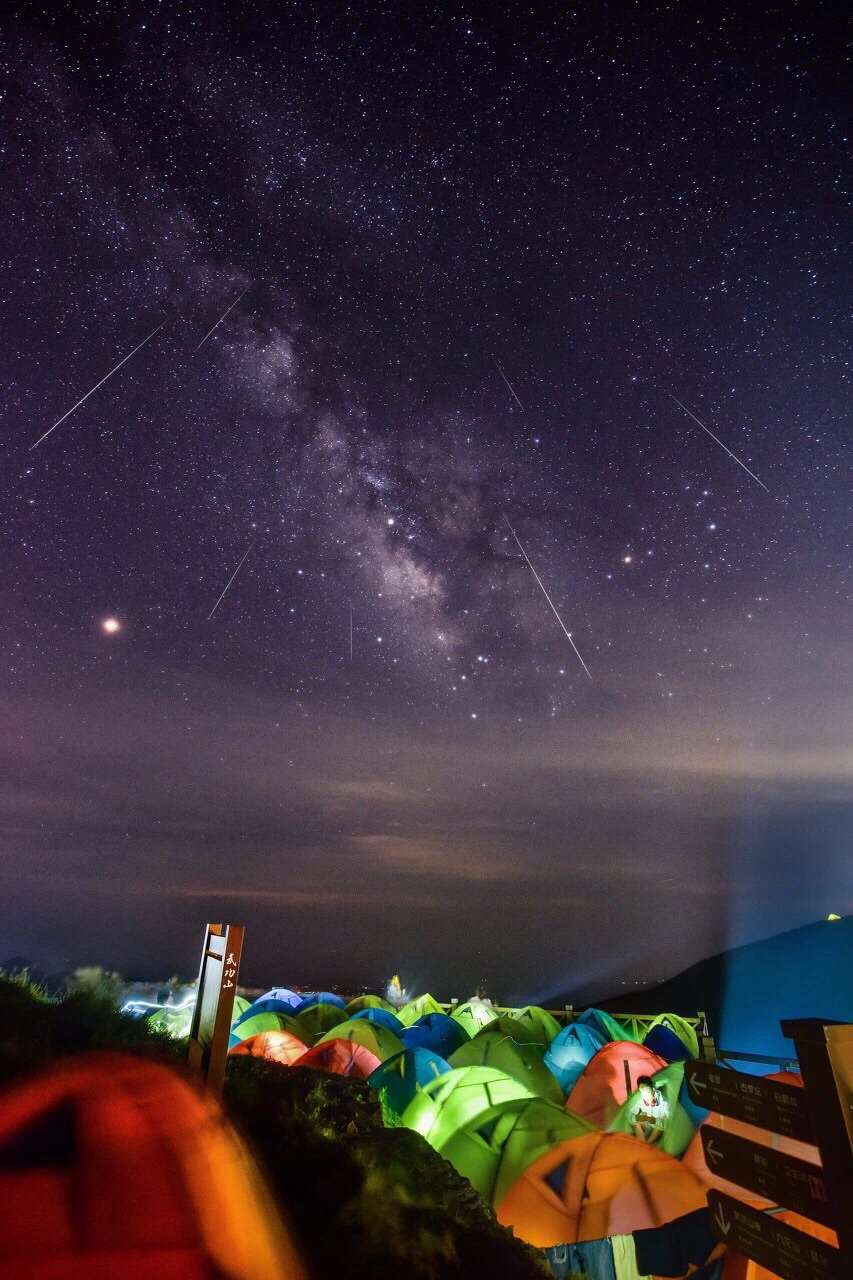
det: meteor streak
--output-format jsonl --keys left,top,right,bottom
{"left": 194, "top": 286, "right": 249, "bottom": 352}
{"left": 492, "top": 356, "right": 525, "bottom": 412}
{"left": 669, "top": 394, "right": 769, "bottom": 493}
{"left": 206, "top": 540, "right": 255, "bottom": 619}
{"left": 502, "top": 514, "right": 592, "bottom": 680}
{"left": 30, "top": 320, "right": 166, "bottom": 449}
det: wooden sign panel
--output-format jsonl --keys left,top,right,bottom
{"left": 686, "top": 1060, "right": 814, "bottom": 1143}
{"left": 187, "top": 922, "right": 244, "bottom": 1096}
{"left": 701, "top": 1126, "right": 833, "bottom": 1228}
{"left": 708, "top": 1192, "right": 839, "bottom": 1280}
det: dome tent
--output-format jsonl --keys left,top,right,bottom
{"left": 402, "top": 1065, "right": 535, "bottom": 1149}
{"left": 349, "top": 1007, "right": 405, "bottom": 1035}
{"left": 473, "top": 1015, "right": 543, "bottom": 1050}
{"left": 643, "top": 1012, "right": 699, "bottom": 1061}
{"left": 295, "top": 1039, "right": 382, "bottom": 1079}
{"left": 576, "top": 1008, "right": 637, "bottom": 1043}
{"left": 238, "top": 997, "right": 301, "bottom": 1021}
{"left": 496, "top": 1131, "right": 708, "bottom": 1248}
{"left": 228, "top": 1029, "right": 308, "bottom": 1065}
{"left": 451, "top": 999, "right": 499, "bottom": 1037}
{"left": 228, "top": 1011, "right": 304, "bottom": 1049}
{"left": 317, "top": 1017, "right": 403, "bottom": 1062}
{"left": 402, "top": 1012, "right": 468, "bottom": 1058}
{"left": 345, "top": 993, "right": 396, "bottom": 1014}
{"left": 449, "top": 1031, "right": 565, "bottom": 1105}
{"left": 608, "top": 1061, "right": 708, "bottom": 1156}
{"left": 293, "top": 991, "right": 347, "bottom": 1011}
{"left": 0, "top": 1052, "right": 306, "bottom": 1280}
{"left": 147, "top": 1003, "right": 194, "bottom": 1040}
{"left": 255, "top": 987, "right": 302, "bottom": 1010}
{"left": 566, "top": 1041, "right": 667, "bottom": 1129}
{"left": 544, "top": 1023, "right": 606, "bottom": 1096}
{"left": 368, "top": 1048, "right": 452, "bottom": 1119}
{"left": 397, "top": 993, "right": 445, "bottom": 1026}
{"left": 511, "top": 1006, "right": 562, "bottom": 1051}
{"left": 294, "top": 1002, "right": 349, "bottom": 1043}
{"left": 231, "top": 995, "right": 251, "bottom": 1020}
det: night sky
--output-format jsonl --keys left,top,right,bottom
{"left": 1, "top": 3, "right": 849, "bottom": 1002}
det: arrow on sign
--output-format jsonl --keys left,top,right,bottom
{"left": 705, "top": 1137, "right": 724, "bottom": 1166}
{"left": 688, "top": 1069, "right": 707, "bottom": 1094}
{"left": 714, "top": 1201, "right": 731, "bottom": 1237}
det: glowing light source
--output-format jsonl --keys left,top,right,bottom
{"left": 101, "top": 617, "right": 121, "bottom": 634}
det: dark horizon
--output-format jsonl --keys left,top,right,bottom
{"left": 2, "top": 4, "right": 850, "bottom": 1001}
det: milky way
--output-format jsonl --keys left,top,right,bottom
{"left": 1, "top": 4, "right": 849, "bottom": 999}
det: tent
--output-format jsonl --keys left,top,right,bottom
{"left": 295, "top": 1039, "right": 381, "bottom": 1079}
{"left": 294, "top": 1002, "right": 349, "bottom": 1043}
{"left": 237, "top": 997, "right": 302, "bottom": 1021}
{"left": 147, "top": 1004, "right": 194, "bottom": 1040}
{"left": 451, "top": 1000, "right": 499, "bottom": 1038}
{"left": 608, "top": 1061, "right": 708, "bottom": 1156}
{"left": 228, "top": 1030, "right": 308, "bottom": 1065}
{"left": 473, "top": 1015, "right": 543, "bottom": 1050}
{"left": 566, "top": 1041, "right": 667, "bottom": 1129}
{"left": 228, "top": 1011, "right": 305, "bottom": 1049}
{"left": 496, "top": 1131, "right": 708, "bottom": 1248}
{"left": 402, "top": 1013, "right": 468, "bottom": 1058}
{"left": 402, "top": 1065, "right": 536, "bottom": 1148}
{"left": 255, "top": 987, "right": 302, "bottom": 1009}
{"left": 449, "top": 1031, "right": 565, "bottom": 1105}
{"left": 292, "top": 991, "right": 346, "bottom": 1011}
{"left": 231, "top": 995, "right": 251, "bottom": 1020}
{"left": 345, "top": 994, "right": 396, "bottom": 1014}
{"left": 367, "top": 1048, "right": 452, "bottom": 1118}
{"left": 511, "top": 1006, "right": 562, "bottom": 1051}
{"left": 544, "top": 1023, "right": 606, "bottom": 1096}
{"left": 317, "top": 1017, "right": 403, "bottom": 1062}
{"left": 643, "top": 1012, "right": 699, "bottom": 1061}
{"left": 0, "top": 1051, "right": 306, "bottom": 1280}
{"left": 397, "top": 993, "right": 445, "bottom": 1026}
{"left": 349, "top": 1007, "right": 405, "bottom": 1035}
{"left": 576, "top": 1008, "right": 636, "bottom": 1043}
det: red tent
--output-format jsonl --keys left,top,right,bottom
{"left": 566, "top": 1040, "right": 667, "bottom": 1129}
{"left": 228, "top": 1029, "right": 308, "bottom": 1065}
{"left": 0, "top": 1052, "right": 306, "bottom": 1280}
{"left": 296, "top": 1038, "right": 382, "bottom": 1078}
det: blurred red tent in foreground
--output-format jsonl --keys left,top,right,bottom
{"left": 0, "top": 1052, "right": 306, "bottom": 1280}
{"left": 497, "top": 1130, "right": 708, "bottom": 1248}
{"left": 566, "top": 1041, "right": 668, "bottom": 1129}
{"left": 228, "top": 1029, "right": 308, "bottom": 1065}
{"left": 296, "top": 1038, "right": 382, "bottom": 1078}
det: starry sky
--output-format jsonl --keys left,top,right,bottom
{"left": 1, "top": 2, "right": 850, "bottom": 1002}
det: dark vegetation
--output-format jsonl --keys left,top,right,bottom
{"left": 0, "top": 975, "right": 549, "bottom": 1279}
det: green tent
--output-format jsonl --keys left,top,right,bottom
{"left": 457, "top": 1096, "right": 595, "bottom": 1205}
{"left": 451, "top": 1000, "right": 499, "bottom": 1037}
{"left": 147, "top": 1004, "right": 194, "bottom": 1039}
{"left": 229, "top": 1011, "right": 304, "bottom": 1045}
{"left": 645, "top": 1013, "right": 699, "bottom": 1060}
{"left": 231, "top": 995, "right": 251, "bottom": 1023}
{"left": 473, "top": 1016, "right": 545, "bottom": 1053}
{"left": 295, "top": 1002, "right": 349, "bottom": 1043}
{"left": 577, "top": 1007, "right": 639, "bottom": 1043}
{"left": 318, "top": 1017, "right": 404, "bottom": 1062}
{"left": 607, "top": 1061, "right": 701, "bottom": 1156}
{"left": 402, "top": 1065, "right": 535, "bottom": 1155}
{"left": 345, "top": 994, "right": 396, "bottom": 1014}
{"left": 397, "top": 993, "right": 445, "bottom": 1026}
{"left": 449, "top": 1031, "right": 564, "bottom": 1105}
{"left": 511, "top": 1006, "right": 562, "bottom": 1051}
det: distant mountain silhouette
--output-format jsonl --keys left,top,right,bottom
{"left": 598, "top": 917, "right": 852, "bottom": 1065}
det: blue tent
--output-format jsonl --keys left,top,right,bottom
{"left": 644, "top": 1024, "right": 692, "bottom": 1062}
{"left": 403, "top": 1013, "right": 468, "bottom": 1058}
{"left": 575, "top": 1007, "right": 633, "bottom": 1042}
{"left": 368, "top": 1048, "right": 452, "bottom": 1118}
{"left": 236, "top": 997, "right": 301, "bottom": 1023}
{"left": 544, "top": 1022, "right": 606, "bottom": 1095}
{"left": 255, "top": 987, "right": 302, "bottom": 1009}
{"left": 293, "top": 991, "right": 347, "bottom": 1011}
{"left": 350, "top": 1007, "right": 405, "bottom": 1035}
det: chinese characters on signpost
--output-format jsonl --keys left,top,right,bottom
{"left": 187, "top": 922, "right": 245, "bottom": 1097}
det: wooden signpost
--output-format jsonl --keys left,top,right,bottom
{"left": 687, "top": 1020, "right": 852, "bottom": 1280}
{"left": 187, "top": 922, "right": 244, "bottom": 1097}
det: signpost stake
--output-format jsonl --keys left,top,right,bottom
{"left": 187, "top": 922, "right": 244, "bottom": 1097}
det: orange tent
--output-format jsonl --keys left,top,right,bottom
{"left": 295, "top": 1038, "right": 382, "bottom": 1078}
{"left": 497, "top": 1130, "right": 708, "bottom": 1248}
{"left": 0, "top": 1051, "right": 306, "bottom": 1280}
{"left": 228, "top": 1029, "right": 308, "bottom": 1065}
{"left": 566, "top": 1041, "right": 667, "bottom": 1129}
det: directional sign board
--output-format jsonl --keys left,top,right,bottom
{"left": 701, "top": 1127, "right": 835, "bottom": 1228}
{"left": 686, "top": 1060, "right": 814, "bottom": 1143}
{"left": 708, "top": 1192, "right": 840, "bottom": 1280}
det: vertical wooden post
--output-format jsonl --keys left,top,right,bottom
{"left": 187, "top": 922, "right": 244, "bottom": 1097}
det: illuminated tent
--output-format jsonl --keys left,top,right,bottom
{"left": 643, "top": 1012, "right": 699, "bottom": 1061}
{"left": 293, "top": 991, "right": 346, "bottom": 1011}
{"left": 576, "top": 1008, "right": 636, "bottom": 1043}
{"left": 229, "top": 1011, "right": 305, "bottom": 1049}
{"left": 511, "top": 1006, "right": 562, "bottom": 1051}
{"left": 566, "top": 1041, "right": 667, "bottom": 1129}
{"left": 367, "top": 1047, "right": 452, "bottom": 1118}
{"left": 0, "top": 1052, "right": 306, "bottom": 1280}
{"left": 147, "top": 1004, "right": 194, "bottom": 1040}
{"left": 317, "top": 1017, "right": 403, "bottom": 1062}
{"left": 236, "top": 997, "right": 302, "bottom": 1022}
{"left": 451, "top": 1000, "right": 499, "bottom": 1037}
{"left": 345, "top": 994, "right": 396, "bottom": 1014}
{"left": 255, "top": 987, "right": 302, "bottom": 1009}
{"left": 402, "top": 1065, "right": 536, "bottom": 1150}
{"left": 296, "top": 1039, "right": 382, "bottom": 1079}
{"left": 228, "top": 1030, "right": 308, "bottom": 1065}
{"left": 449, "top": 1031, "right": 565, "bottom": 1105}
{"left": 231, "top": 995, "right": 251, "bottom": 1020}
{"left": 496, "top": 1131, "right": 708, "bottom": 1247}
{"left": 349, "top": 1007, "right": 405, "bottom": 1035}
{"left": 473, "top": 1015, "right": 542, "bottom": 1049}
{"left": 402, "top": 1013, "right": 468, "bottom": 1058}
{"left": 544, "top": 1023, "right": 606, "bottom": 1096}
{"left": 397, "top": 993, "right": 445, "bottom": 1026}
{"left": 608, "top": 1061, "right": 708, "bottom": 1157}
{"left": 294, "top": 1002, "right": 349, "bottom": 1043}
